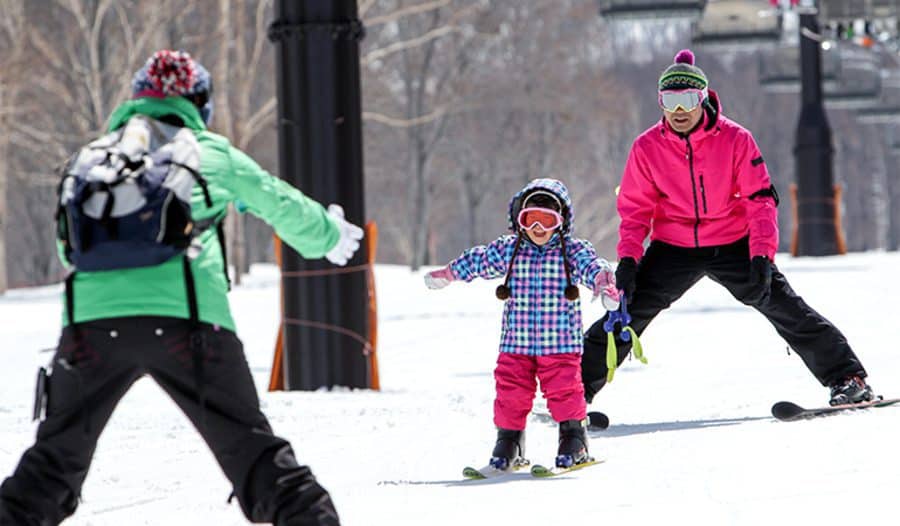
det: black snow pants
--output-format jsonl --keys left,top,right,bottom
{"left": 581, "top": 237, "right": 867, "bottom": 403}
{"left": 0, "top": 316, "right": 339, "bottom": 526}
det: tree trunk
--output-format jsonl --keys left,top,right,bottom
{"left": 215, "top": 0, "right": 247, "bottom": 284}
{"left": 409, "top": 133, "right": 429, "bottom": 270}
{"left": 461, "top": 169, "right": 478, "bottom": 247}
{"left": 0, "top": 81, "right": 8, "bottom": 293}
{"left": 888, "top": 152, "right": 900, "bottom": 251}
{"left": 215, "top": 0, "right": 235, "bottom": 139}
{"left": 888, "top": 186, "right": 900, "bottom": 252}
{"left": 230, "top": 208, "right": 247, "bottom": 279}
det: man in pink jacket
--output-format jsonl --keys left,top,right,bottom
{"left": 581, "top": 49, "right": 873, "bottom": 407}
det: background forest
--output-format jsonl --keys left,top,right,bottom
{"left": 1, "top": 0, "right": 897, "bottom": 292}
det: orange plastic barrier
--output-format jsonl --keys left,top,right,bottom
{"left": 788, "top": 184, "right": 846, "bottom": 256}
{"left": 268, "top": 222, "right": 380, "bottom": 391}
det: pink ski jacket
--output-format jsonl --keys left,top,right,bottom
{"left": 617, "top": 91, "right": 779, "bottom": 261}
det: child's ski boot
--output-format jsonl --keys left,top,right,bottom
{"left": 489, "top": 428, "right": 527, "bottom": 470}
{"left": 555, "top": 419, "right": 589, "bottom": 468}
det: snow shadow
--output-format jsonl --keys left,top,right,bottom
{"left": 591, "top": 415, "right": 772, "bottom": 438}
{"left": 377, "top": 472, "right": 558, "bottom": 487}
{"left": 453, "top": 371, "right": 492, "bottom": 378}
{"left": 777, "top": 264, "right": 866, "bottom": 274}
{"left": 532, "top": 410, "right": 771, "bottom": 437}
{"left": 666, "top": 305, "right": 749, "bottom": 316}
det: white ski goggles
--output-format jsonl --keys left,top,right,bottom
{"left": 658, "top": 88, "right": 708, "bottom": 112}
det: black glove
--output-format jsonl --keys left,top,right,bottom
{"left": 746, "top": 255, "right": 773, "bottom": 304}
{"left": 615, "top": 257, "right": 638, "bottom": 304}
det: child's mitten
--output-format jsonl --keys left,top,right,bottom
{"left": 424, "top": 267, "right": 455, "bottom": 290}
{"left": 592, "top": 270, "right": 620, "bottom": 311}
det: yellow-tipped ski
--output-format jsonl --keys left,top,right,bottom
{"left": 462, "top": 459, "right": 530, "bottom": 480}
{"left": 530, "top": 458, "right": 604, "bottom": 478}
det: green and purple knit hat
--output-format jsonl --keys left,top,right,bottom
{"left": 658, "top": 49, "right": 709, "bottom": 92}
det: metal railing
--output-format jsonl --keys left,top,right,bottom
{"left": 692, "top": 0, "right": 783, "bottom": 49}
{"left": 818, "top": 0, "right": 900, "bottom": 22}
{"left": 598, "top": 0, "right": 707, "bottom": 20}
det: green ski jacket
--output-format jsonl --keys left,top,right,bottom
{"left": 62, "top": 96, "right": 339, "bottom": 331}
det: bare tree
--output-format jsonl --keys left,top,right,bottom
{"left": 3, "top": 1, "right": 179, "bottom": 286}
{"left": 8, "top": 0, "right": 900, "bottom": 289}
{"left": 19, "top": 1, "right": 179, "bottom": 149}
{"left": 204, "top": 0, "right": 277, "bottom": 284}
{"left": 364, "top": 0, "right": 493, "bottom": 269}
{"left": 203, "top": 0, "right": 456, "bottom": 280}
{"left": 454, "top": 111, "right": 517, "bottom": 247}
{"left": 0, "top": 0, "right": 26, "bottom": 293}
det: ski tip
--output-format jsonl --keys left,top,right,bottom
{"left": 771, "top": 401, "right": 804, "bottom": 421}
{"left": 530, "top": 458, "right": 603, "bottom": 478}
{"left": 587, "top": 411, "right": 610, "bottom": 430}
{"left": 530, "top": 464, "right": 554, "bottom": 478}
{"left": 875, "top": 397, "right": 900, "bottom": 408}
{"left": 462, "top": 467, "right": 486, "bottom": 480}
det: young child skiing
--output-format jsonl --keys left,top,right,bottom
{"left": 424, "top": 178, "right": 619, "bottom": 470}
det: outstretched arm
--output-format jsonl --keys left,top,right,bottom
{"left": 423, "top": 236, "right": 515, "bottom": 290}
{"left": 450, "top": 235, "right": 517, "bottom": 282}
{"left": 565, "top": 237, "right": 612, "bottom": 288}
{"left": 222, "top": 145, "right": 341, "bottom": 259}
{"left": 566, "top": 237, "right": 619, "bottom": 309}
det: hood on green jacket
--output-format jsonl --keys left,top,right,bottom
{"left": 108, "top": 96, "right": 206, "bottom": 132}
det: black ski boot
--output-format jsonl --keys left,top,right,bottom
{"left": 829, "top": 376, "right": 875, "bottom": 406}
{"left": 556, "top": 419, "right": 589, "bottom": 468}
{"left": 489, "top": 428, "right": 526, "bottom": 471}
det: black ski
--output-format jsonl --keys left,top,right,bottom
{"left": 772, "top": 397, "right": 900, "bottom": 422}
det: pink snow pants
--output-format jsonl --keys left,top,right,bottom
{"left": 493, "top": 352, "right": 586, "bottom": 430}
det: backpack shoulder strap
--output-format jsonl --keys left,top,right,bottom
{"left": 147, "top": 120, "right": 232, "bottom": 291}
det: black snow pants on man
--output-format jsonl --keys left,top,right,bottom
{"left": 582, "top": 237, "right": 867, "bottom": 403}
{"left": 0, "top": 316, "right": 338, "bottom": 526}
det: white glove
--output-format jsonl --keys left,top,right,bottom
{"left": 424, "top": 267, "right": 455, "bottom": 290}
{"left": 599, "top": 286, "right": 621, "bottom": 311}
{"left": 591, "top": 270, "right": 621, "bottom": 311}
{"left": 324, "top": 204, "right": 364, "bottom": 266}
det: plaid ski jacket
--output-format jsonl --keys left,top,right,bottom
{"left": 449, "top": 179, "right": 612, "bottom": 356}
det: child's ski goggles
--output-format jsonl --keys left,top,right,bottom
{"left": 517, "top": 207, "right": 563, "bottom": 231}
{"left": 658, "top": 88, "right": 708, "bottom": 112}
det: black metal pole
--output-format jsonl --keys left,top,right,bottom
{"left": 794, "top": 8, "right": 839, "bottom": 256}
{"left": 269, "top": 1, "right": 370, "bottom": 390}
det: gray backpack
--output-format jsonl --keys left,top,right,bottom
{"left": 55, "top": 115, "right": 228, "bottom": 324}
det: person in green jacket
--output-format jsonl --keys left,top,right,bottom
{"left": 0, "top": 50, "right": 358, "bottom": 526}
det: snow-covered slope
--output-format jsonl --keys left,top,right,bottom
{"left": 1, "top": 253, "right": 898, "bottom": 525}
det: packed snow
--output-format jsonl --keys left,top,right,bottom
{"left": 1, "top": 253, "right": 899, "bottom": 525}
